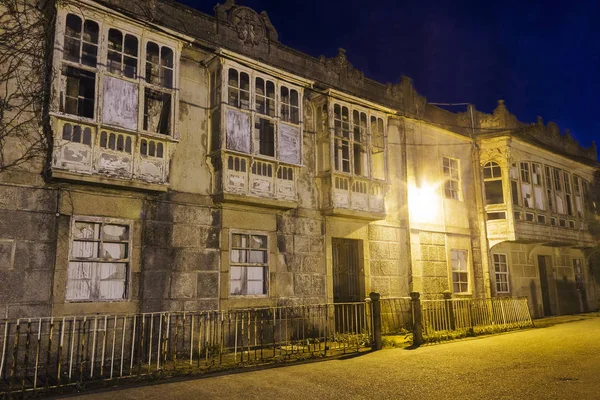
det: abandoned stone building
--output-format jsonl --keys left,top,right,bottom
{"left": 0, "top": 0, "right": 598, "bottom": 320}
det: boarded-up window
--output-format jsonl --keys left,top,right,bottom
{"left": 278, "top": 124, "right": 301, "bottom": 164}
{"left": 102, "top": 76, "right": 138, "bottom": 130}
{"left": 226, "top": 108, "right": 251, "bottom": 153}
{"left": 66, "top": 219, "right": 130, "bottom": 302}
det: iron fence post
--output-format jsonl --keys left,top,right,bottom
{"left": 443, "top": 291, "right": 456, "bottom": 331}
{"left": 369, "top": 292, "right": 382, "bottom": 350}
{"left": 410, "top": 292, "right": 423, "bottom": 346}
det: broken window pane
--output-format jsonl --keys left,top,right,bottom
{"left": 61, "top": 66, "right": 95, "bottom": 118}
{"left": 485, "top": 180, "right": 504, "bottom": 205}
{"left": 254, "top": 118, "right": 275, "bottom": 156}
{"left": 67, "top": 219, "right": 130, "bottom": 302}
{"left": 143, "top": 89, "right": 171, "bottom": 134}
{"left": 98, "top": 263, "right": 127, "bottom": 300}
{"left": 102, "top": 243, "right": 128, "bottom": 259}
{"left": 102, "top": 224, "right": 128, "bottom": 241}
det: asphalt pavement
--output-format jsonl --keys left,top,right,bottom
{"left": 62, "top": 317, "right": 600, "bottom": 400}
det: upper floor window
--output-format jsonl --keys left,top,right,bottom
{"left": 483, "top": 162, "right": 503, "bottom": 205}
{"left": 280, "top": 86, "right": 299, "bottom": 124}
{"left": 221, "top": 66, "right": 302, "bottom": 165}
{"left": 519, "top": 162, "right": 530, "bottom": 184}
{"left": 443, "top": 157, "right": 460, "bottom": 200}
{"left": 532, "top": 163, "right": 542, "bottom": 186}
{"left": 332, "top": 103, "right": 385, "bottom": 179}
{"left": 227, "top": 69, "right": 250, "bottom": 109}
{"left": 64, "top": 14, "right": 98, "bottom": 67}
{"left": 107, "top": 28, "right": 138, "bottom": 78}
{"left": 58, "top": 13, "right": 177, "bottom": 136}
{"left": 371, "top": 116, "right": 385, "bottom": 180}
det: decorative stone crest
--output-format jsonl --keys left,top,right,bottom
{"left": 215, "top": 1, "right": 279, "bottom": 46}
{"left": 478, "top": 100, "right": 520, "bottom": 129}
{"left": 319, "top": 48, "right": 364, "bottom": 84}
{"left": 229, "top": 7, "right": 265, "bottom": 46}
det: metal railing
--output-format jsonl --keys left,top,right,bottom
{"left": 0, "top": 302, "right": 372, "bottom": 394}
{"left": 421, "top": 297, "right": 533, "bottom": 336}
{"left": 379, "top": 297, "right": 413, "bottom": 334}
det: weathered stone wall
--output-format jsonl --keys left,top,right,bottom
{"left": 143, "top": 197, "right": 220, "bottom": 312}
{"left": 491, "top": 243, "right": 591, "bottom": 318}
{"left": 275, "top": 213, "right": 326, "bottom": 305}
{"left": 0, "top": 183, "right": 56, "bottom": 318}
{"left": 368, "top": 225, "right": 407, "bottom": 297}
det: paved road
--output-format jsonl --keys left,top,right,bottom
{"left": 64, "top": 318, "right": 600, "bottom": 400}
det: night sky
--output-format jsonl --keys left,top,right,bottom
{"left": 181, "top": 0, "right": 600, "bottom": 151}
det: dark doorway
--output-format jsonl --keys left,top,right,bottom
{"left": 332, "top": 238, "right": 361, "bottom": 303}
{"left": 538, "top": 255, "right": 553, "bottom": 317}
{"left": 332, "top": 238, "right": 363, "bottom": 334}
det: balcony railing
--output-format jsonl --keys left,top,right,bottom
{"left": 322, "top": 174, "right": 386, "bottom": 217}
{"left": 216, "top": 153, "right": 298, "bottom": 204}
{"left": 51, "top": 117, "right": 170, "bottom": 187}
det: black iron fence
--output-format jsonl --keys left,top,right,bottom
{"left": 0, "top": 294, "right": 535, "bottom": 395}
{"left": 0, "top": 302, "right": 372, "bottom": 395}
{"left": 420, "top": 296, "right": 533, "bottom": 338}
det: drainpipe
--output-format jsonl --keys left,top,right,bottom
{"left": 469, "top": 105, "right": 492, "bottom": 298}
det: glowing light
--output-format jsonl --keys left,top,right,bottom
{"left": 408, "top": 182, "right": 441, "bottom": 223}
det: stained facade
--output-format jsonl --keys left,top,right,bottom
{"left": 0, "top": 0, "right": 599, "bottom": 319}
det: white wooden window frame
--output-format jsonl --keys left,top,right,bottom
{"left": 229, "top": 230, "right": 270, "bottom": 297}
{"left": 52, "top": 5, "right": 181, "bottom": 140}
{"left": 329, "top": 100, "right": 387, "bottom": 180}
{"left": 450, "top": 249, "right": 469, "bottom": 294}
{"left": 220, "top": 62, "right": 304, "bottom": 166}
{"left": 66, "top": 216, "right": 132, "bottom": 303}
{"left": 493, "top": 253, "right": 510, "bottom": 293}
{"left": 442, "top": 156, "right": 461, "bottom": 201}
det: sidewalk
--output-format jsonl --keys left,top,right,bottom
{"left": 62, "top": 317, "right": 600, "bottom": 400}
{"left": 532, "top": 311, "right": 600, "bottom": 328}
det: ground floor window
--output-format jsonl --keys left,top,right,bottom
{"left": 451, "top": 249, "right": 469, "bottom": 293}
{"left": 66, "top": 218, "right": 130, "bottom": 301}
{"left": 493, "top": 253, "right": 510, "bottom": 293}
{"left": 230, "top": 232, "right": 268, "bottom": 296}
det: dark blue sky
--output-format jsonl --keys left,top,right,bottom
{"left": 182, "top": 0, "right": 599, "bottom": 150}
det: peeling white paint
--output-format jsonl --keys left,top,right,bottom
{"left": 102, "top": 76, "right": 138, "bottom": 130}
{"left": 226, "top": 108, "right": 251, "bottom": 153}
{"left": 278, "top": 124, "right": 300, "bottom": 165}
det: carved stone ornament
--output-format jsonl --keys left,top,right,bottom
{"left": 385, "top": 76, "right": 426, "bottom": 116}
{"left": 229, "top": 6, "right": 266, "bottom": 46}
{"left": 319, "top": 48, "right": 364, "bottom": 84}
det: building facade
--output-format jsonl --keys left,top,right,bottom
{"left": 0, "top": 0, "right": 598, "bottom": 319}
